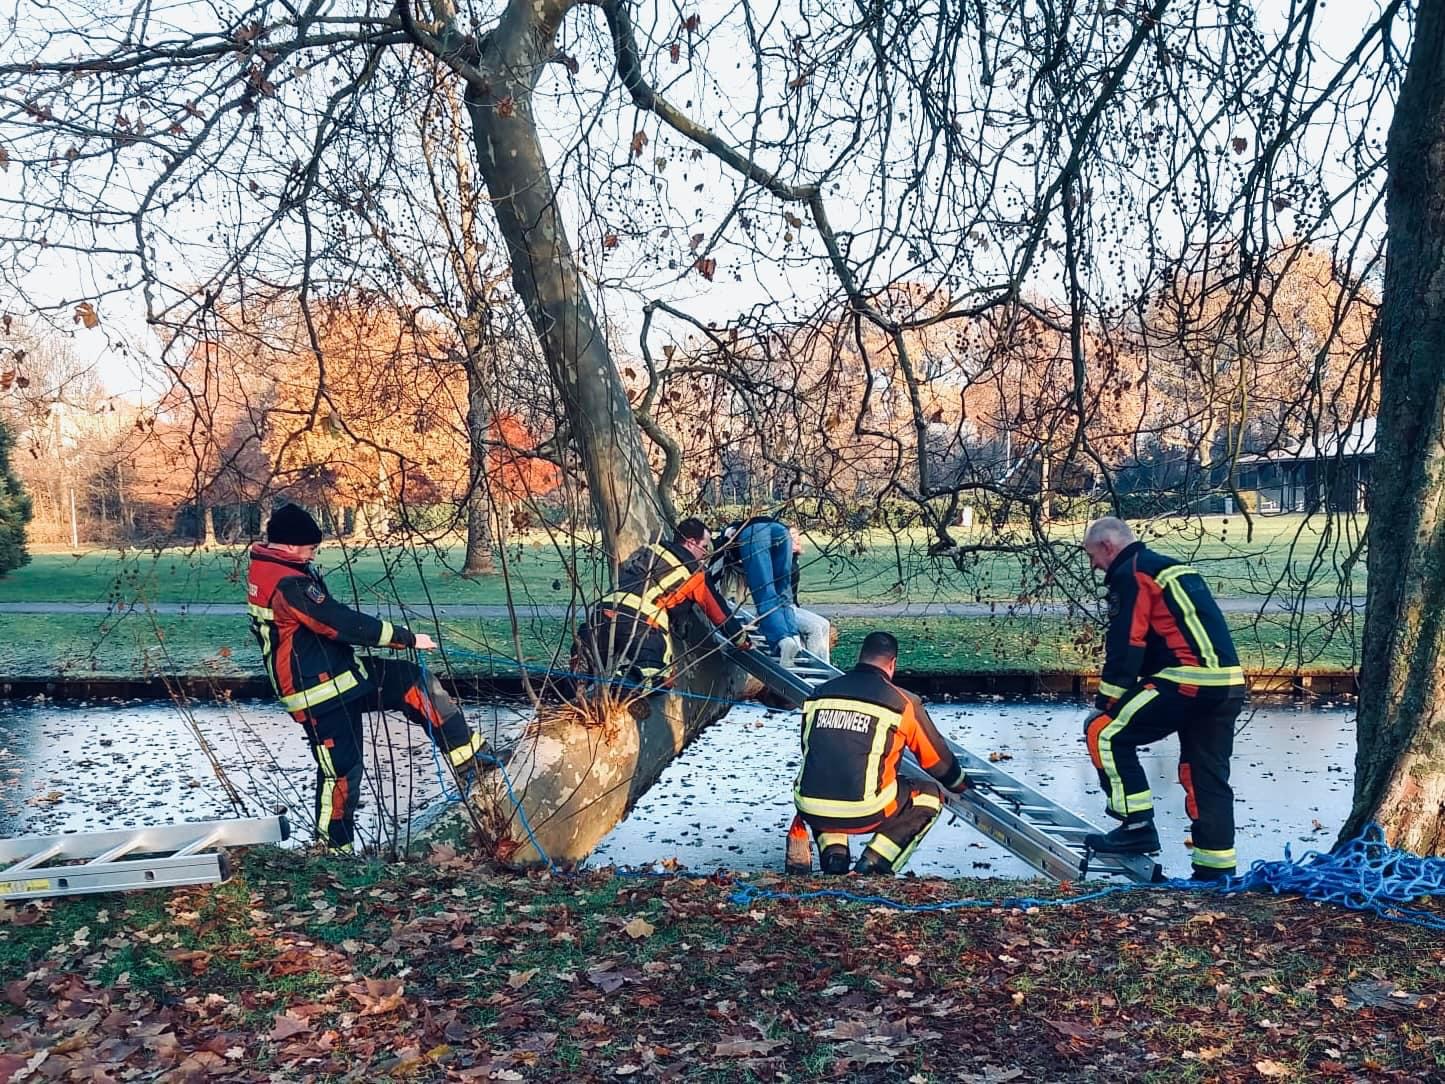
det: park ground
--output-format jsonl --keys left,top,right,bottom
{"left": 0, "top": 517, "right": 1365, "bottom": 677}
{"left": 1, "top": 847, "right": 1442, "bottom": 1083}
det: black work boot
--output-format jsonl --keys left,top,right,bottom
{"left": 853, "top": 848, "right": 893, "bottom": 876}
{"left": 1190, "top": 865, "right": 1236, "bottom": 882}
{"left": 820, "top": 845, "right": 851, "bottom": 875}
{"left": 1084, "top": 819, "right": 1161, "bottom": 856}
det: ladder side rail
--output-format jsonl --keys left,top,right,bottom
{"left": 0, "top": 842, "right": 65, "bottom": 877}
{"left": 0, "top": 854, "right": 228, "bottom": 901}
{"left": 0, "top": 816, "right": 289, "bottom": 865}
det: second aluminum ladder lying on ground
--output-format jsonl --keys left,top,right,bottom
{"left": 718, "top": 631, "right": 1162, "bottom": 884}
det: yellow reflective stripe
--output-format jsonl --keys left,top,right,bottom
{"left": 255, "top": 619, "right": 280, "bottom": 697}
{"left": 866, "top": 834, "right": 903, "bottom": 862}
{"left": 327, "top": 843, "right": 355, "bottom": 855}
{"left": 1191, "top": 846, "right": 1237, "bottom": 869}
{"left": 817, "top": 832, "right": 850, "bottom": 849}
{"left": 1155, "top": 566, "right": 1220, "bottom": 669}
{"left": 448, "top": 734, "right": 486, "bottom": 767}
{"left": 316, "top": 743, "right": 337, "bottom": 841}
{"left": 648, "top": 544, "right": 690, "bottom": 586}
{"left": 1097, "top": 688, "right": 1159, "bottom": 816}
{"left": 377, "top": 619, "right": 394, "bottom": 646}
{"left": 889, "top": 808, "right": 942, "bottom": 873}
{"left": 913, "top": 791, "right": 943, "bottom": 812}
{"left": 1154, "top": 666, "right": 1245, "bottom": 687}
{"left": 1123, "top": 789, "right": 1153, "bottom": 813}
{"left": 1097, "top": 680, "right": 1128, "bottom": 700}
{"left": 600, "top": 590, "right": 670, "bottom": 628}
{"left": 248, "top": 603, "right": 275, "bottom": 622}
{"left": 794, "top": 780, "right": 899, "bottom": 819}
{"left": 279, "top": 669, "right": 361, "bottom": 712}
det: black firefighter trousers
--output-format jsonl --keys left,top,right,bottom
{"left": 299, "top": 656, "right": 481, "bottom": 852}
{"left": 1086, "top": 681, "right": 1244, "bottom": 873}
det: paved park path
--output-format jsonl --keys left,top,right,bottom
{"left": 0, "top": 597, "right": 1361, "bottom": 618}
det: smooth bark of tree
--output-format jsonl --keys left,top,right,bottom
{"left": 417, "top": 0, "right": 745, "bottom": 864}
{"left": 1345, "top": 0, "right": 1445, "bottom": 855}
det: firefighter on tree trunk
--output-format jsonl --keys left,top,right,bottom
{"left": 246, "top": 503, "right": 494, "bottom": 853}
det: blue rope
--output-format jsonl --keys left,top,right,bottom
{"left": 727, "top": 825, "right": 1445, "bottom": 931}
{"left": 417, "top": 656, "right": 556, "bottom": 873}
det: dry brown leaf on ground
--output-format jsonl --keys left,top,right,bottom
{"left": 345, "top": 978, "right": 405, "bottom": 1016}
{"left": 268, "top": 1013, "right": 309, "bottom": 1042}
{"left": 712, "top": 1036, "right": 785, "bottom": 1057}
{"left": 622, "top": 916, "right": 655, "bottom": 940}
{"left": 1254, "top": 1060, "right": 1294, "bottom": 1079}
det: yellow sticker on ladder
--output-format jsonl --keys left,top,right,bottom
{"left": 0, "top": 878, "right": 53, "bottom": 895}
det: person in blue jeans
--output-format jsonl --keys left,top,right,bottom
{"left": 733, "top": 515, "right": 802, "bottom": 664}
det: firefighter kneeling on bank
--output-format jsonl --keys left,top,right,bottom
{"left": 794, "top": 631, "right": 970, "bottom": 875}
{"left": 247, "top": 504, "right": 495, "bottom": 854}
{"left": 575, "top": 517, "right": 749, "bottom": 692}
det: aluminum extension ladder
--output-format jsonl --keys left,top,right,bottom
{"left": 0, "top": 815, "right": 290, "bottom": 901}
{"left": 719, "top": 631, "right": 1162, "bottom": 883}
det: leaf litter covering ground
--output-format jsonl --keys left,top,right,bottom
{"left": 1, "top": 847, "right": 1443, "bottom": 1083}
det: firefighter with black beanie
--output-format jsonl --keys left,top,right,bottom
{"left": 246, "top": 503, "right": 493, "bottom": 853}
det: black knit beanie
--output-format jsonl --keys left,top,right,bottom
{"left": 265, "top": 504, "right": 323, "bottom": 545}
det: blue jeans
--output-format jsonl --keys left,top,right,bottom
{"left": 737, "top": 520, "right": 798, "bottom": 649}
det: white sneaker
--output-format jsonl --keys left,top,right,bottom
{"left": 777, "top": 636, "right": 802, "bottom": 669}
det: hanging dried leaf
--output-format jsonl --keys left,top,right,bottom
{"left": 693, "top": 257, "right": 716, "bottom": 280}
{"left": 631, "top": 130, "right": 648, "bottom": 157}
{"left": 73, "top": 301, "right": 99, "bottom": 328}
{"left": 496, "top": 96, "right": 515, "bottom": 119}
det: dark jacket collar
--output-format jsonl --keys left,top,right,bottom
{"left": 852, "top": 661, "right": 893, "bottom": 681}
{"left": 658, "top": 537, "right": 699, "bottom": 571}
{"left": 1106, "top": 540, "right": 1145, "bottom": 580}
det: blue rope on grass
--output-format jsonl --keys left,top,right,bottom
{"left": 729, "top": 825, "right": 1445, "bottom": 931}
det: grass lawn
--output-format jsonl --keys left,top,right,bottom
{"left": 0, "top": 610, "right": 1361, "bottom": 678}
{"left": 3, "top": 514, "right": 1365, "bottom": 608}
{"left": 1, "top": 848, "right": 1440, "bottom": 1082}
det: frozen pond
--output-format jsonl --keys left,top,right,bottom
{"left": 1, "top": 695, "right": 1356, "bottom": 878}
{"left": 0, "top": 697, "right": 528, "bottom": 855}
{"left": 591, "top": 696, "right": 1358, "bottom": 879}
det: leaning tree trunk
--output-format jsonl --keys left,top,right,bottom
{"left": 460, "top": 359, "right": 497, "bottom": 577}
{"left": 431, "top": 0, "right": 746, "bottom": 864}
{"left": 1343, "top": 2, "right": 1445, "bottom": 855}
